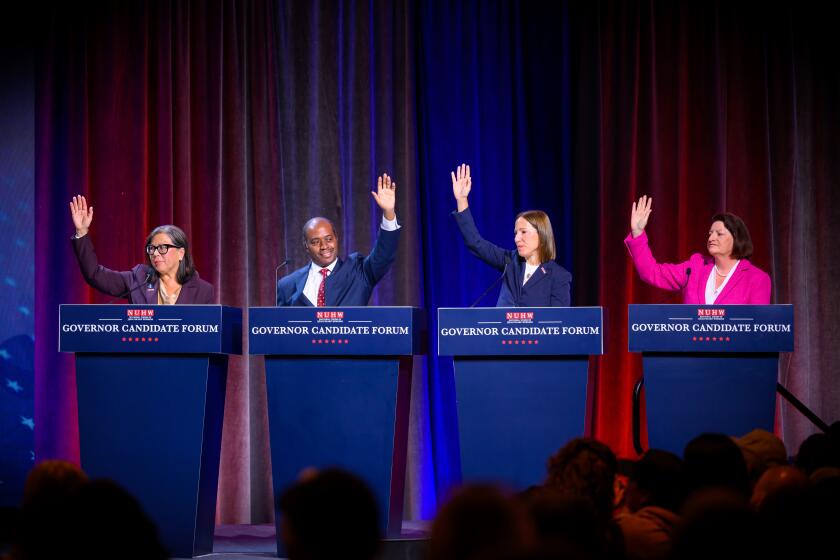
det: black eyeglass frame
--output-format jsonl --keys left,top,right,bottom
{"left": 145, "top": 243, "right": 181, "bottom": 255}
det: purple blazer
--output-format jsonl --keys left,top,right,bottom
{"left": 624, "top": 231, "right": 771, "bottom": 304}
{"left": 72, "top": 235, "right": 215, "bottom": 304}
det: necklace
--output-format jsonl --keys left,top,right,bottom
{"left": 714, "top": 266, "right": 731, "bottom": 277}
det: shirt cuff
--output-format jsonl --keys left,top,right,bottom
{"left": 381, "top": 215, "right": 400, "bottom": 231}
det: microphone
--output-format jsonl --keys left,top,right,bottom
{"left": 107, "top": 266, "right": 156, "bottom": 304}
{"left": 469, "top": 255, "right": 510, "bottom": 308}
{"left": 274, "top": 259, "right": 290, "bottom": 305}
{"left": 654, "top": 267, "right": 691, "bottom": 304}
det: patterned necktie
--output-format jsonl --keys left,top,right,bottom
{"left": 317, "top": 268, "right": 329, "bottom": 307}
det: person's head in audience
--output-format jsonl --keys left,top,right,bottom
{"left": 750, "top": 465, "right": 811, "bottom": 559}
{"left": 625, "top": 449, "right": 687, "bottom": 513}
{"left": 279, "top": 468, "right": 381, "bottom": 560}
{"left": 804, "top": 472, "right": 840, "bottom": 544}
{"left": 795, "top": 431, "right": 840, "bottom": 475}
{"left": 683, "top": 433, "right": 751, "bottom": 498}
{"left": 519, "top": 486, "right": 608, "bottom": 560}
{"left": 750, "top": 465, "right": 809, "bottom": 510}
{"left": 734, "top": 428, "right": 787, "bottom": 484}
{"left": 672, "top": 487, "right": 769, "bottom": 560}
{"left": 68, "top": 478, "right": 168, "bottom": 560}
{"left": 21, "top": 459, "right": 88, "bottom": 510}
{"left": 544, "top": 438, "right": 618, "bottom": 523}
{"left": 13, "top": 460, "right": 89, "bottom": 560}
{"left": 429, "top": 484, "right": 534, "bottom": 560}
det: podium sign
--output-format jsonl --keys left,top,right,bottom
{"left": 439, "top": 307, "right": 603, "bottom": 489}
{"left": 59, "top": 305, "right": 241, "bottom": 558}
{"left": 438, "top": 306, "right": 603, "bottom": 356}
{"left": 629, "top": 305, "right": 794, "bottom": 454}
{"left": 628, "top": 304, "right": 793, "bottom": 353}
{"left": 249, "top": 307, "right": 422, "bottom": 553}
{"left": 249, "top": 306, "right": 420, "bottom": 355}
{"left": 59, "top": 304, "right": 242, "bottom": 354}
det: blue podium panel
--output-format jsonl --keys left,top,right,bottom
{"left": 60, "top": 305, "right": 242, "bottom": 558}
{"left": 249, "top": 307, "right": 421, "bottom": 552}
{"left": 629, "top": 305, "right": 794, "bottom": 455}
{"left": 439, "top": 308, "right": 603, "bottom": 490}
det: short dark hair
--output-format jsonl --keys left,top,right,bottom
{"left": 711, "top": 213, "right": 754, "bottom": 259}
{"left": 684, "top": 433, "right": 751, "bottom": 498}
{"left": 279, "top": 468, "right": 380, "bottom": 560}
{"left": 145, "top": 225, "right": 195, "bottom": 284}
{"left": 301, "top": 217, "right": 338, "bottom": 244}
{"left": 628, "top": 449, "right": 687, "bottom": 512}
{"left": 430, "top": 484, "right": 533, "bottom": 560}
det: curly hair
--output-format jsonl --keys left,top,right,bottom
{"left": 544, "top": 438, "right": 617, "bottom": 522}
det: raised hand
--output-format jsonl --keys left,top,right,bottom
{"left": 70, "top": 195, "right": 94, "bottom": 237}
{"left": 371, "top": 173, "right": 396, "bottom": 221}
{"left": 630, "top": 195, "right": 652, "bottom": 238}
{"left": 451, "top": 163, "right": 471, "bottom": 212}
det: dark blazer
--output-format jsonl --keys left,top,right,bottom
{"left": 454, "top": 208, "right": 571, "bottom": 307}
{"left": 276, "top": 226, "right": 400, "bottom": 306}
{"left": 72, "top": 235, "right": 215, "bottom": 304}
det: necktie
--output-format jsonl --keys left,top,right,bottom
{"left": 317, "top": 268, "right": 329, "bottom": 307}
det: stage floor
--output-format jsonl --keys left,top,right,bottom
{"left": 177, "top": 522, "right": 430, "bottom": 560}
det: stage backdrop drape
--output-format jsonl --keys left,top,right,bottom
{"left": 35, "top": 0, "right": 285, "bottom": 522}
{"left": 569, "top": 0, "right": 840, "bottom": 456}
{"left": 34, "top": 0, "right": 840, "bottom": 524}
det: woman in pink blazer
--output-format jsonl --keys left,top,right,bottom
{"left": 624, "top": 195, "right": 771, "bottom": 304}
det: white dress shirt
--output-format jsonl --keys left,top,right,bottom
{"left": 523, "top": 262, "right": 539, "bottom": 286}
{"left": 705, "top": 260, "right": 740, "bottom": 304}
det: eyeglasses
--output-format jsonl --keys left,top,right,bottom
{"left": 145, "top": 244, "right": 181, "bottom": 255}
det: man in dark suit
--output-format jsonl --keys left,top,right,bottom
{"left": 276, "top": 173, "right": 400, "bottom": 306}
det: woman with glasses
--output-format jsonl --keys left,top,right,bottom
{"left": 69, "top": 195, "right": 215, "bottom": 304}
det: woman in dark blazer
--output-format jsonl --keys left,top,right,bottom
{"left": 69, "top": 195, "right": 214, "bottom": 304}
{"left": 451, "top": 164, "right": 571, "bottom": 307}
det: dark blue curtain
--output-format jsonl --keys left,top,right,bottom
{"left": 416, "top": 0, "right": 576, "bottom": 497}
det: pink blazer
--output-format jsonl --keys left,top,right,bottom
{"left": 624, "top": 231, "right": 771, "bottom": 304}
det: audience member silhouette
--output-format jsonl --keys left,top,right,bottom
{"left": 543, "top": 438, "right": 624, "bottom": 559}
{"left": 67, "top": 478, "right": 168, "bottom": 560}
{"left": 734, "top": 428, "right": 787, "bottom": 484}
{"left": 683, "top": 433, "right": 751, "bottom": 498}
{"left": 672, "top": 487, "right": 769, "bottom": 560}
{"left": 429, "top": 484, "right": 534, "bottom": 560}
{"left": 11, "top": 460, "right": 88, "bottom": 560}
{"left": 279, "top": 468, "right": 381, "bottom": 560}
{"left": 544, "top": 438, "right": 618, "bottom": 523}
{"left": 616, "top": 450, "right": 686, "bottom": 560}
{"left": 519, "top": 486, "right": 611, "bottom": 560}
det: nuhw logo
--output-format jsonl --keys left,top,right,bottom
{"left": 506, "top": 312, "right": 534, "bottom": 321}
{"left": 697, "top": 308, "right": 725, "bottom": 317}
{"left": 127, "top": 309, "right": 155, "bottom": 318}
{"left": 316, "top": 311, "right": 344, "bottom": 320}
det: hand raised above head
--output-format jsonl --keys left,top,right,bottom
{"left": 371, "top": 173, "right": 396, "bottom": 220}
{"left": 630, "top": 195, "right": 652, "bottom": 238}
{"left": 69, "top": 195, "right": 94, "bottom": 237}
{"left": 451, "top": 163, "right": 471, "bottom": 212}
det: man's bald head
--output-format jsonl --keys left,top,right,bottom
{"left": 303, "top": 217, "right": 339, "bottom": 267}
